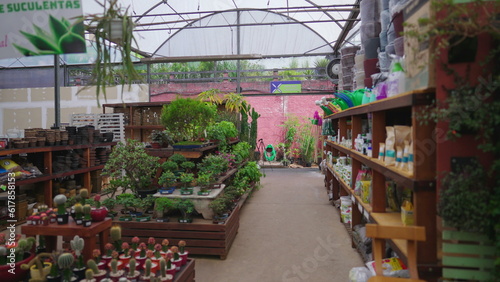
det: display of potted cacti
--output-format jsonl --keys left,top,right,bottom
{"left": 83, "top": 269, "right": 95, "bottom": 282}
{"left": 178, "top": 240, "right": 189, "bottom": 266}
{"left": 158, "top": 258, "right": 174, "bottom": 282}
{"left": 165, "top": 252, "right": 176, "bottom": 277}
{"left": 125, "top": 258, "right": 140, "bottom": 280}
{"left": 54, "top": 194, "right": 69, "bottom": 224}
{"left": 118, "top": 242, "right": 131, "bottom": 265}
{"left": 83, "top": 204, "right": 92, "bottom": 227}
{"left": 179, "top": 173, "right": 195, "bottom": 195}
{"left": 58, "top": 252, "right": 75, "bottom": 282}
{"left": 101, "top": 243, "right": 114, "bottom": 266}
{"left": 108, "top": 259, "right": 124, "bottom": 282}
{"left": 169, "top": 246, "right": 182, "bottom": 271}
{"left": 70, "top": 235, "right": 86, "bottom": 280}
{"left": 135, "top": 242, "right": 147, "bottom": 270}
{"left": 87, "top": 259, "right": 107, "bottom": 281}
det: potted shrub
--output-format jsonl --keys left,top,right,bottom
{"left": 154, "top": 198, "right": 175, "bottom": 221}
{"left": 180, "top": 161, "right": 196, "bottom": 173}
{"left": 175, "top": 199, "right": 195, "bottom": 223}
{"left": 196, "top": 173, "right": 213, "bottom": 196}
{"left": 158, "top": 171, "right": 177, "bottom": 194}
{"left": 116, "top": 193, "right": 142, "bottom": 220}
{"left": 197, "top": 154, "right": 229, "bottom": 177}
{"left": 102, "top": 198, "right": 117, "bottom": 218}
{"left": 231, "top": 141, "right": 252, "bottom": 164}
{"left": 168, "top": 154, "right": 187, "bottom": 166}
{"left": 103, "top": 139, "right": 160, "bottom": 198}
{"left": 209, "top": 196, "right": 231, "bottom": 224}
{"left": 179, "top": 173, "right": 195, "bottom": 195}
{"left": 149, "top": 130, "right": 173, "bottom": 148}
{"left": 161, "top": 160, "right": 179, "bottom": 173}
{"left": 161, "top": 97, "right": 217, "bottom": 143}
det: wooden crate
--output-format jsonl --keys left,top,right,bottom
{"left": 442, "top": 229, "right": 495, "bottom": 281}
{"left": 115, "top": 205, "right": 240, "bottom": 259}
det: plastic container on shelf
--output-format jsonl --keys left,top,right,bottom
{"left": 387, "top": 24, "right": 396, "bottom": 43}
{"left": 379, "top": 30, "right": 388, "bottom": 51}
{"left": 394, "top": 36, "right": 405, "bottom": 56}
{"left": 386, "top": 42, "right": 395, "bottom": 55}
{"left": 378, "top": 51, "right": 391, "bottom": 72}
{"left": 380, "top": 9, "right": 391, "bottom": 30}
{"left": 363, "top": 37, "right": 380, "bottom": 59}
{"left": 380, "top": 0, "right": 390, "bottom": 10}
{"left": 364, "top": 58, "right": 380, "bottom": 78}
{"left": 341, "top": 45, "right": 361, "bottom": 56}
{"left": 360, "top": 0, "right": 380, "bottom": 23}
{"left": 341, "top": 53, "right": 356, "bottom": 68}
{"left": 360, "top": 22, "right": 382, "bottom": 43}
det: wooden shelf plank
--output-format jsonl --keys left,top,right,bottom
{"left": 325, "top": 88, "right": 435, "bottom": 119}
{"left": 370, "top": 212, "right": 408, "bottom": 261}
{"left": 125, "top": 125, "right": 165, "bottom": 130}
{"left": 11, "top": 165, "right": 105, "bottom": 186}
{"left": 0, "top": 142, "right": 116, "bottom": 156}
{"left": 326, "top": 141, "right": 435, "bottom": 190}
{"left": 328, "top": 165, "right": 373, "bottom": 214}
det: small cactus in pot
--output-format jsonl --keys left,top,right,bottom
{"left": 54, "top": 194, "right": 69, "bottom": 224}
{"left": 140, "top": 259, "right": 155, "bottom": 280}
{"left": 84, "top": 269, "right": 94, "bottom": 282}
{"left": 87, "top": 259, "right": 107, "bottom": 280}
{"left": 127, "top": 258, "right": 140, "bottom": 279}
{"left": 109, "top": 258, "right": 124, "bottom": 280}
{"left": 58, "top": 252, "right": 75, "bottom": 282}
{"left": 158, "top": 257, "right": 173, "bottom": 281}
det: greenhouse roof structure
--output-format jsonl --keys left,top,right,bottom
{"left": 0, "top": 0, "right": 361, "bottom": 68}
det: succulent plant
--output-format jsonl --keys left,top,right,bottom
{"left": 131, "top": 236, "right": 140, "bottom": 250}
{"left": 110, "top": 259, "right": 118, "bottom": 274}
{"left": 74, "top": 203, "right": 83, "bottom": 220}
{"left": 83, "top": 204, "right": 92, "bottom": 220}
{"left": 54, "top": 194, "right": 67, "bottom": 215}
{"left": 128, "top": 258, "right": 136, "bottom": 277}
{"left": 161, "top": 239, "right": 169, "bottom": 252}
{"left": 144, "top": 259, "right": 152, "bottom": 277}
{"left": 70, "top": 235, "right": 84, "bottom": 256}
{"left": 58, "top": 253, "right": 74, "bottom": 282}
{"left": 170, "top": 246, "right": 179, "bottom": 260}
{"left": 104, "top": 243, "right": 114, "bottom": 257}
{"left": 166, "top": 252, "right": 173, "bottom": 269}
{"left": 179, "top": 240, "right": 186, "bottom": 254}
{"left": 79, "top": 188, "right": 89, "bottom": 205}
{"left": 110, "top": 225, "right": 122, "bottom": 251}
{"left": 85, "top": 269, "right": 94, "bottom": 280}
{"left": 159, "top": 258, "right": 166, "bottom": 277}
{"left": 87, "top": 259, "right": 100, "bottom": 274}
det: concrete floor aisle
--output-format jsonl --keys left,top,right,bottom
{"left": 195, "top": 168, "right": 364, "bottom": 282}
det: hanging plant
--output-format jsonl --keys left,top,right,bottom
{"left": 82, "top": 0, "right": 143, "bottom": 105}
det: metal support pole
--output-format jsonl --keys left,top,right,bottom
{"left": 236, "top": 10, "right": 241, "bottom": 94}
{"left": 54, "top": 54, "right": 60, "bottom": 128}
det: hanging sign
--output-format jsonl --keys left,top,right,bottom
{"left": 0, "top": 0, "right": 85, "bottom": 59}
{"left": 271, "top": 81, "right": 302, "bottom": 93}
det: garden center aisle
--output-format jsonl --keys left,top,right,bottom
{"left": 195, "top": 168, "right": 363, "bottom": 282}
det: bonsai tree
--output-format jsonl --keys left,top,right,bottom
{"left": 161, "top": 97, "right": 217, "bottom": 142}
{"left": 103, "top": 139, "right": 160, "bottom": 197}
{"left": 168, "top": 153, "right": 187, "bottom": 166}
{"left": 196, "top": 173, "right": 213, "bottom": 194}
{"left": 149, "top": 130, "right": 173, "bottom": 147}
{"left": 161, "top": 160, "right": 178, "bottom": 173}
{"left": 197, "top": 154, "right": 229, "bottom": 176}
{"left": 232, "top": 141, "right": 252, "bottom": 164}
{"left": 179, "top": 172, "right": 195, "bottom": 189}
{"left": 180, "top": 161, "right": 196, "bottom": 173}
{"left": 175, "top": 199, "right": 195, "bottom": 223}
{"left": 158, "top": 171, "right": 177, "bottom": 188}
{"left": 209, "top": 195, "right": 231, "bottom": 217}
{"left": 116, "top": 193, "right": 142, "bottom": 215}
{"left": 154, "top": 198, "right": 175, "bottom": 218}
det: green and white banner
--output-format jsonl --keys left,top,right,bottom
{"left": 0, "top": 0, "right": 85, "bottom": 59}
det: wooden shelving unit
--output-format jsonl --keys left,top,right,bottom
{"left": 0, "top": 142, "right": 116, "bottom": 211}
{"left": 323, "top": 89, "right": 438, "bottom": 279}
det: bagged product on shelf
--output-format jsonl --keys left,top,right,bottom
{"left": 394, "top": 125, "right": 411, "bottom": 149}
{"left": 407, "top": 141, "right": 414, "bottom": 175}
{"left": 386, "top": 58, "right": 406, "bottom": 97}
{"left": 354, "top": 169, "right": 370, "bottom": 196}
{"left": 361, "top": 181, "right": 372, "bottom": 204}
{"left": 395, "top": 146, "right": 404, "bottom": 169}
{"left": 384, "top": 127, "right": 396, "bottom": 166}
{"left": 401, "top": 200, "right": 414, "bottom": 226}
{"left": 0, "top": 159, "right": 22, "bottom": 172}
{"left": 386, "top": 180, "right": 401, "bottom": 212}
{"left": 378, "top": 143, "right": 385, "bottom": 161}
{"left": 401, "top": 140, "right": 410, "bottom": 172}
{"left": 366, "top": 257, "right": 410, "bottom": 278}
{"left": 349, "top": 266, "right": 373, "bottom": 282}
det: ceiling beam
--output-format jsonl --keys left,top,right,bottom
{"left": 332, "top": 0, "right": 361, "bottom": 55}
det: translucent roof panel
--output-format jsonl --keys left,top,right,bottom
{"left": 82, "top": 0, "right": 359, "bottom": 58}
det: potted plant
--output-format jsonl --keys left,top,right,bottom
{"left": 179, "top": 173, "right": 195, "bottom": 195}
{"left": 154, "top": 198, "right": 175, "bottom": 221}
{"left": 83, "top": 269, "right": 94, "bottom": 282}
{"left": 168, "top": 154, "right": 187, "bottom": 167}
{"left": 119, "top": 242, "right": 131, "bottom": 265}
{"left": 169, "top": 246, "right": 182, "bottom": 271}
{"left": 73, "top": 203, "right": 83, "bottom": 225}
{"left": 231, "top": 141, "right": 252, "bottom": 164}
{"left": 158, "top": 258, "right": 173, "bottom": 281}
{"left": 86, "top": 259, "right": 107, "bottom": 281}
{"left": 102, "top": 198, "right": 117, "bottom": 218}
{"left": 103, "top": 139, "right": 160, "bottom": 198}
{"left": 178, "top": 240, "right": 189, "bottom": 266}
{"left": 164, "top": 252, "right": 176, "bottom": 277}
{"left": 176, "top": 199, "right": 195, "bottom": 223}
{"left": 209, "top": 196, "right": 231, "bottom": 224}
{"left": 110, "top": 225, "right": 123, "bottom": 253}
{"left": 83, "top": 204, "right": 92, "bottom": 227}
{"left": 180, "top": 161, "right": 196, "bottom": 173}
{"left": 82, "top": 0, "right": 143, "bottom": 104}
{"left": 161, "top": 160, "right": 179, "bottom": 173}
{"left": 90, "top": 195, "right": 108, "bottom": 222}
{"left": 54, "top": 194, "right": 69, "bottom": 224}
{"left": 46, "top": 251, "right": 61, "bottom": 282}
{"left": 58, "top": 252, "right": 75, "bottom": 282}
{"left": 126, "top": 258, "right": 140, "bottom": 281}
{"left": 108, "top": 259, "right": 124, "bottom": 282}
{"left": 235, "top": 161, "right": 263, "bottom": 184}
{"left": 140, "top": 259, "right": 155, "bottom": 281}
{"left": 70, "top": 235, "right": 85, "bottom": 280}
{"left": 117, "top": 193, "right": 142, "bottom": 219}
{"left": 161, "top": 97, "right": 217, "bottom": 143}
{"left": 20, "top": 253, "right": 52, "bottom": 281}
{"left": 149, "top": 130, "right": 173, "bottom": 148}
{"left": 101, "top": 243, "right": 114, "bottom": 266}
{"left": 197, "top": 154, "right": 229, "bottom": 177}
{"left": 196, "top": 173, "right": 212, "bottom": 196}
{"left": 158, "top": 171, "right": 177, "bottom": 194}
{"left": 135, "top": 242, "right": 147, "bottom": 270}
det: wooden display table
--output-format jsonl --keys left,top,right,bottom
{"left": 21, "top": 218, "right": 112, "bottom": 261}
{"left": 174, "top": 258, "right": 195, "bottom": 282}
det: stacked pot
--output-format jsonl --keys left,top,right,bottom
{"left": 360, "top": 0, "right": 381, "bottom": 88}
{"left": 340, "top": 45, "right": 361, "bottom": 91}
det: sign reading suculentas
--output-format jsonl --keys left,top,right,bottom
{"left": 0, "top": 0, "right": 85, "bottom": 59}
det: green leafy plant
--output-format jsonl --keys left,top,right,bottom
{"left": 154, "top": 198, "right": 175, "bottom": 218}
{"left": 175, "top": 199, "right": 195, "bottom": 220}
{"left": 161, "top": 160, "right": 178, "bottom": 172}
{"left": 82, "top": 0, "right": 143, "bottom": 104}
{"left": 299, "top": 124, "right": 316, "bottom": 164}
{"left": 180, "top": 161, "right": 196, "bottom": 173}
{"left": 232, "top": 141, "right": 252, "bottom": 164}
{"left": 149, "top": 129, "right": 173, "bottom": 146}
{"left": 235, "top": 161, "right": 263, "bottom": 184}
{"left": 103, "top": 139, "right": 160, "bottom": 196}
{"left": 161, "top": 97, "right": 217, "bottom": 142}
{"left": 196, "top": 173, "right": 213, "bottom": 192}
{"left": 116, "top": 193, "right": 141, "bottom": 214}
{"left": 168, "top": 154, "right": 187, "bottom": 166}
{"left": 158, "top": 171, "right": 177, "bottom": 188}
{"left": 209, "top": 195, "right": 231, "bottom": 216}
{"left": 13, "top": 15, "right": 85, "bottom": 56}
{"left": 179, "top": 172, "right": 195, "bottom": 188}
{"left": 197, "top": 154, "right": 229, "bottom": 176}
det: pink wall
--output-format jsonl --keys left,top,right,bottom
{"left": 150, "top": 80, "right": 335, "bottom": 152}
